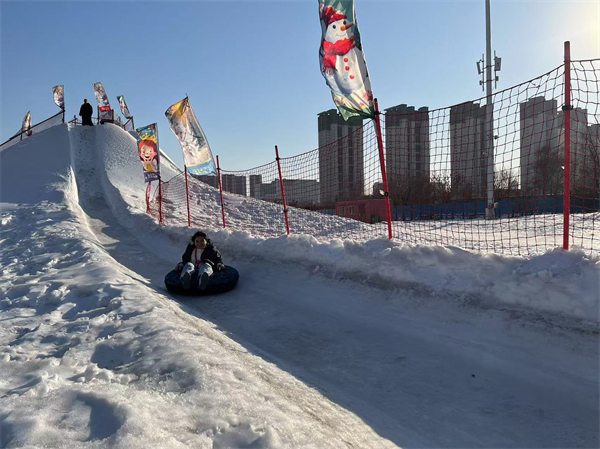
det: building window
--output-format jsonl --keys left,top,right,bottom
{"left": 349, "top": 205, "right": 355, "bottom": 215}
{"left": 339, "top": 206, "right": 346, "bottom": 215}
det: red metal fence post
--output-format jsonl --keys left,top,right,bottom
{"left": 275, "top": 145, "right": 290, "bottom": 235}
{"left": 146, "top": 182, "right": 151, "bottom": 214}
{"left": 158, "top": 179, "right": 163, "bottom": 225}
{"left": 373, "top": 98, "right": 393, "bottom": 240}
{"left": 184, "top": 165, "right": 191, "bottom": 227}
{"left": 216, "top": 156, "right": 226, "bottom": 228}
{"left": 563, "top": 41, "right": 572, "bottom": 251}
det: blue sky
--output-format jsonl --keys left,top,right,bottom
{"left": 1, "top": 1, "right": 598, "bottom": 171}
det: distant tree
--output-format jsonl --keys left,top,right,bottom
{"left": 494, "top": 168, "right": 520, "bottom": 200}
{"left": 388, "top": 174, "right": 431, "bottom": 205}
{"left": 451, "top": 172, "right": 476, "bottom": 202}
{"left": 429, "top": 171, "right": 453, "bottom": 204}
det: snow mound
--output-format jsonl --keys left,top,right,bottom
{"left": 0, "top": 124, "right": 399, "bottom": 448}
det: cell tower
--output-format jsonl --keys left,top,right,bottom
{"left": 476, "top": 0, "right": 502, "bottom": 219}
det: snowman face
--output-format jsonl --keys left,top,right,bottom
{"left": 325, "top": 19, "right": 353, "bottom": 42}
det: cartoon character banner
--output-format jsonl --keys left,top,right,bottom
{"left": 52, "top": 85, "right": 65, "bottom": 110}
{"left": 165, "top": 97, "right": 216, "bottom": 176}
{"left": 93, "top": 82, "right": 111, "bottom": 114}
{"left": 21, "top": 111, "right": 31, "bottom": 134}
{"left": 117, "top": 95, "right": 132, "bottom": 119}
{"left": 136, "top": 123, "right": 160, "bottom": 183}
{"left": 318, "top": 0, "right": 375, "bottom": 120}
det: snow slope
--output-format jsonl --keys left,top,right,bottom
{"left": 0, "top": 124, "right": 397, "bottom": 448}
{"left": 0, "top": 123, "right": 598, "bottom": 448}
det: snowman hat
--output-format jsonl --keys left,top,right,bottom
{"left": 320, "top": 5, "right": 347, "bottom": 26}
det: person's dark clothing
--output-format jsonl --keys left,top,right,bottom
{"left": 79, "top": 103, "right": 94, "bottom": 126}
{"left": 181, "top": 243, "right": 223, "bottom": 270}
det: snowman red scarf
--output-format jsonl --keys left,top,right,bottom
{"left": 322, "top": 36, "right": 356, "bottom": 72}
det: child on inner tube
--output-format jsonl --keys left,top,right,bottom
{"left": 177, "top": 231, "right": 224, "bottom": 290}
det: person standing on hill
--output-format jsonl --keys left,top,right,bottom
{"left": 79, "top": 99, "right": 94, "bottom": 126}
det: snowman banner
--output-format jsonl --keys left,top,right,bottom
{"left": 52, "top": 85, "right": 65, "bottom": 110}
{"left": 165, "top": 97, "right": 216, "bottom": 176}
{"left": 117, "top": 95, "right": 133, "bottom": 119}
{"left": 136, "top": 124, "right": 160, "bottom": 183}
{"left": 318, "top": 0, "right": 375, "bottom": 120}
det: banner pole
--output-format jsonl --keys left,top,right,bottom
{"left": 158, "top": 178, "right": 163, "bottom": 225}
{"left": 216, "top": 156, "right": 226, "bottom": 228}
{"left": 146, "top": 182, "right": 151, "bottom": 214}
{"left": 563, "top": 41, "right": 572, "bottom": 251}
{"left": 184, "top": 165, "right": 191, "bottom": 227}
{"left": 373, "top": 98, "right": 393, "bottom": 239}
{"left": 275, "top": 145, "right": 290, "bottom": 235}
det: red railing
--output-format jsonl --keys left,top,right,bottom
{"left": 145, "top": 45, "right": 599, "bottom": 257}
{"left": 68, "top": 113, "right": 134, "bottom": 132}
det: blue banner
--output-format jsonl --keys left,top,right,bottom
{"left": 165, "top": 97, "right": 216, "bottom": 176}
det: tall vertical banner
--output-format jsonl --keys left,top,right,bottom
{"left": 318, "top": 0, "right": 375, "bottom": 120}
{"left": 21, "top": 111, "right": 31, "bottom": 134}
{"left": 117, "top": 95, "right": 133, "bottom": 119}
{"left": 165, "top": 97, "right": 216, "bottom": 176}
{"left": 93, "top": 82, "right": 112, "bottom": 120}
{"left": 136, "top": 123, "right": 161, "bottom": 183}
{"left": 52, "top": 85, "right": 65, "bottom": 110}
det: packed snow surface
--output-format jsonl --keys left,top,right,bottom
{"left": 0, "top": 123, "right": 598, "bottom": 448}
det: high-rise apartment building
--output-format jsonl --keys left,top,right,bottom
{"left": 249, "top": 175, "right": 320, "bottom": 207}
{"left": 249, "top": 175, "right": 262, "bottom": 198}
{"left": 449, "top": 102, "right": 487, "bottom": 199}
{"left": 221, "top": 174, "right": 247, "bottom": 196}
{"left": 195, "top": 175, "right": 219, "bottom": 189}
{"left": 519, "top": 97, "right": 591, "bottom": 196}
{"left": 519, "top": 97, "right": 561, "bottom": 194}
{"left": 317, "top": 109, "right": 364, "bottom": 207}
{"left": 384, "top": 104, "right": 430, "bottom": 190}
{"left": 552, "top": 107, "right": 590, "bottom": 193}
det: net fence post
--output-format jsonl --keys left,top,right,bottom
{"left": 146, "top": 182, "right": 151, "bottom": 214}
{"left": 158, "top": 179, "right": 163, "bottom": 225}
{"left": 373, "top": 98, "right": 393, "bottom": 239}
{"left": 563, "top": 41, "right": 572, "bottom": 251}
{"left": 184, "top": 165, "right": 191, "bottom": 227}
{"left": 275, "top": 145, "right": 290, "bottom": 235}
{"left": 217, "top": 156, "right": 226, "bottom": 228}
